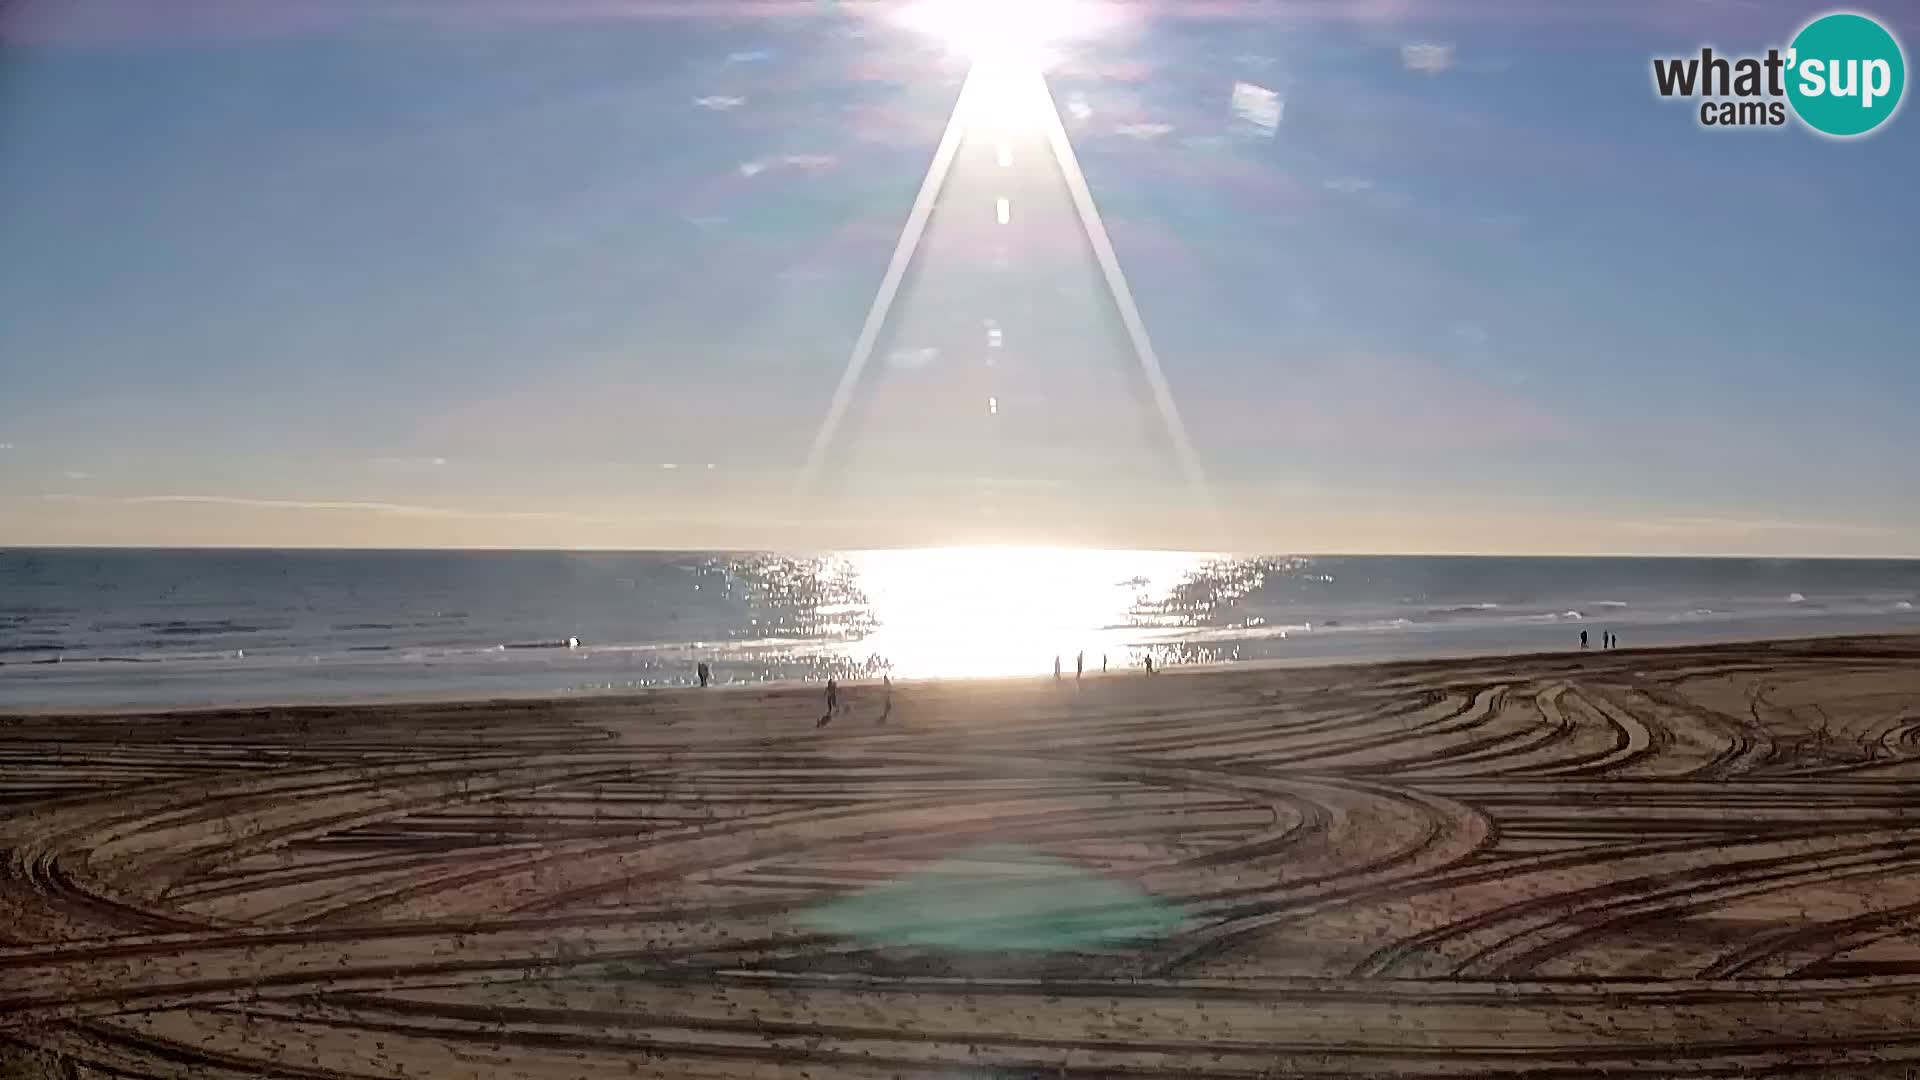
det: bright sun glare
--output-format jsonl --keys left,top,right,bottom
{"left": 897, "top": 0, "right": 1098, "bottom": 69}
{"left": 847, "top": 547, "right": 1209, "bottom": 680}
{"left": 896, "top": 0, "right": 1105, "bottom": 131}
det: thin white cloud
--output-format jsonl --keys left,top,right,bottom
{"left": 1323, "top": 177, "right": 1375, "bottom": 193}
{"left": 1618, "top": 516, "right": 1890, "bottom": 538}
{"left": 122, "top": 494, "right": 613, "bottom": 524}
{"left": 62, "top": 470, "right": 91, "bottom": 481}
{"left": 741, "top": 155, "right": 834, "bottom": 178}
{"left": 1402, "top": 43, "right": 1456, "bottom": 73}
{"left": 887, "top": 347, "right": 939, "bottom": 370}
{"left": 727, "top": 49, "right": 772, "bottom": 63}
{"left": 1114, "top": 122, "right": 1174, "bottom": 140}
{"left": 372, "top": 456, "right": 449, "bottom": 468}
{"left": 694, "top": 94, "right": 745, "bottom": 111}
{"left": 0, "top": 442, "right": 13, "bottom": 450}
{"left": 1451, "top": 322, "right": 1489, "bottom": 347}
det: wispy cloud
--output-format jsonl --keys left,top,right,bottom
{"left": 1450, "top": 322, "right": 1489, "bottom": 347}
{"left": 1616, "top": 516, "right": 1891, "bottom": 539}
{"left": 1196, "top": 352, "right": 1572, "bottom": 453}
{"left": 738, "top": 153, "right": 834, "bottom": 179}
{"left": 1401, "top": 43, "right": 1456, "bottom": 73}
{"left": 1114, "top": 122, "right": 1174, "bottom": 140}
{"left": 1323, "top": 177, "right": 1375, "bottom": 194}
{"left": 887, "top": 347, "right": 939, "bottom": 371}
{"left": 693, "top": 95, "right": 745, "bottom": 111}
{"left": 121, "top": 494, "right": 613, "bottom": 523}
{"left": 372, "top": 456, "right": 449, "bottom": 468}
{"left": 61, "top": 470, "right": 91, "bottom": 481}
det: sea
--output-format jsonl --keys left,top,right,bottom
{"left": 3, "top": 549, "right": 1918, "bottom": 712}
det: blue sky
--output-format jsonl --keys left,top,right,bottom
{"left": 1, "top": 0, "right": 1915, "bottom": 554}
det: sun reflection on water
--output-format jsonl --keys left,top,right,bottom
{"left": 844, "top": 547, "right": 1214, "bottom": 679}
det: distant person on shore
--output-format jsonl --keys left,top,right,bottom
{"left": 696, "top": 661, "right": 710, "bottom": 688}
{"left": 1054, "top": 656, "right": 1062, "bottom": 681}
{"left": 1145, "top": 655, "right": 1154, "bottom": 676}
{"left": 1076, "top": 651, "right": 1084, "bottom": 681}
{"left": 1102, "top": 654, "right": 1108, "bottom": 673}
{"left": 817, "top": 677, "right": 839, "bottom": 728}
{"left": 880, "top": 675, "right": 892, "bottom": 725}
{"left": 1580, "top": 630, "right": 1589, "bottom": 650}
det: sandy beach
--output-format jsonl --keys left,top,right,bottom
{"left": 6, "top": 633, "right": 1920, "bottom": 1077}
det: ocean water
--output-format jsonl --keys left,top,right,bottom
{"left": 2, "top": 548, "right": 1918, "bottom": 711}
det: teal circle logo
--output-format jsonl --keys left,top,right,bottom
{"left": 1786, "top": 12, "right": 1906, "bottom": 137}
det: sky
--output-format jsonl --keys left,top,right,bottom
{"left": 0, "top": 0, "right": 1915, "bottom": 555}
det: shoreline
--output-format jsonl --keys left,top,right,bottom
{"left": 7, "top": 628, "right": 1917, "bottom": 720}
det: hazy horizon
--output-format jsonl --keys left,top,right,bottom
{"left": 5, "top": 542, "right": 1920, "bottom": 562}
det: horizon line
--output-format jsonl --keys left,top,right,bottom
{"left": 4, "top": 543, "right": 1918, "bottom": 561}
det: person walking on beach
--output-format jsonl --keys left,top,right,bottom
{"left": 1076, "top": 651, "right": 1084, "bottom": 682}
{"left": 1102, "top": 654, "right": 1108, "bottom": 673}
{"left": 879, "top": 674, "right": 893, "bottom": 725}
{"left": 696, "top": 661, "right": 710, "bottom": 688}
{"left": 1580, "top": 630, "right": 1589, "bottom": 650}
{"left": 1144, "top": 655, "right": 1154, "bottom": 676}
{"left": 817, "top": 677, "right": 839, "bottom": 728}
{"left": 1054, "top": 656, "right": 1062, "bottom": 681}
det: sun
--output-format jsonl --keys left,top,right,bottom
{"left": 895, "top": 0, "right": 1104, "bottom": 131}
{"left": 896, "top": 0, "right": 1101, "bottom": 71}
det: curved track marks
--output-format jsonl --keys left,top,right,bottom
{"left": 7, "top": 636, "right": 1920, "bottom": 1076}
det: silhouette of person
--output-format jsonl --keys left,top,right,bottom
{"left": 696, "top": 661, "right": 710, "bottom": 688}
{"left": 1076, "top": 651, "right": 1084, "bottom": 681}
{"left": 1145, "top": 655, "right": 1154, "bottom": 676}
{"left": 1054, "top": 656, "right": 1062, "bottom": 681}
{"left": 1102, "top": 654, "right": 1108, "bottom": 673}
{"left": 817, "top": 678, "right": 839, "bottom": 728}
{"left": 1580, "top": 630, "right": 1589, "bottom": 650}
{"left": 880, "top": 674, "right": 893, "bottom": 725}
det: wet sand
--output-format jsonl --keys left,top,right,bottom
{"left": 6, "top": 633, "right": 1920, "bottom": 1077}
